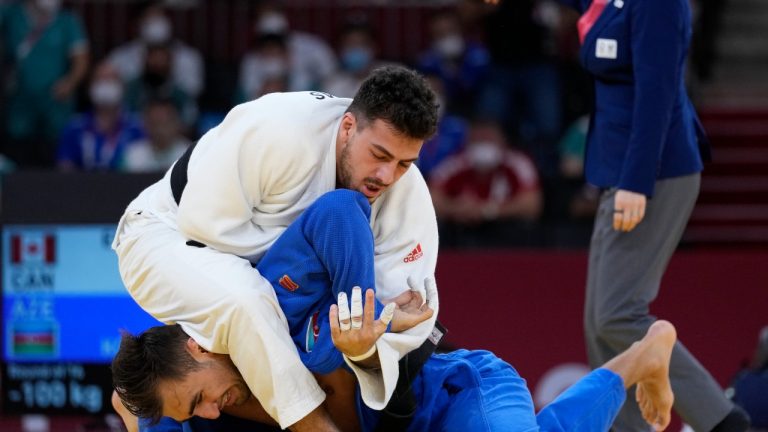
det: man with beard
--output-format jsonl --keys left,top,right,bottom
{"left": 111, "top": 66, "right": 440, "bottom": 431}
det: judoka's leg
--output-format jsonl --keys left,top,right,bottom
{"left": 258, "top": 189, "right": 382, "bottom": 311}
{"left": 538, "top": 320, "right": 676, "bottom": 432}
{"left": 535, "top": 369, "right": 625, "bottom": 432}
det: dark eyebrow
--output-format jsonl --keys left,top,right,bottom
{"left": 371, "top": 143, "right": 418, "bottom": 163}
{"left": 188, "top": 392, "right": 201, "bottom": 417}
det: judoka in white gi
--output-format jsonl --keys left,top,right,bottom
{"left": 112, "top": 66, "right": 441, "bottom": 431}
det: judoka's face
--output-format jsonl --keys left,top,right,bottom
{"left": 337, "top": 113, "right": 422, "bottom": 202}
{"left": 157, "top": 339, "right": 250, "bottom": 422}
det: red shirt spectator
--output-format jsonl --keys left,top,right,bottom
{"left": 430, "top": 121, "right": 542, "bottom": 225}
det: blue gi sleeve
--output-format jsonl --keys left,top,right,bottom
{"left": 300, "top": 190, "right": 385, "bottom": 315}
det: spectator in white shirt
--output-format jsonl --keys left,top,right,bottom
{"left": 238, "top": 1, "right": 336, "bottom": 100}
{"left": 122, "top": 98, "right": 190, "bottom": 173}
{"left": 107, "top": 0, "right": 204, "bottom": 98}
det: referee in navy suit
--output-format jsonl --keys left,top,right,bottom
{"left": 554, "top": 0, "right": 751, "bottom": 430}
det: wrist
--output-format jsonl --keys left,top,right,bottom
{"left": 346, "top": 344, "right": 377, "bottom": 362}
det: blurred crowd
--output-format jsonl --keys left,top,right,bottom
{"left": 0, "top": 0, "right": 720, "bottom": 248}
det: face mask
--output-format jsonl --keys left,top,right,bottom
{"left": 141, "top": 16, "right": 172, "bottom": 44}
{"left": 260, "top": 58, "right": 287, "bottom": 79}
{"left": 467, "top": 142, "right": 503, "bottom": 170}
{"left": 257, "top": 12, "right": 288, "bottom": 35}
{"left": 434, "top": 34, "right": 465, "bottom": 59}
{"left": 36, "top": 0, "right": 61, "bottom": 14}
{"left": 90, "top": 80, "right": 123, "bottom": 107}
{"left": 341, "top": 47, "right": 373, "bottom": 73}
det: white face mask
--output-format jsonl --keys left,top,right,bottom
{"left": 257, "top": 12, "right": 288, "bottom": 35}
{"left": 90, "top": 80, "right": 124, "bottom": 107}
{"left": 434, "top": 34, "right": 465, "bottom": 59}
{"left": 36, "top": 0, "right": 61, "bottom": 14}
{"left": 467, "top": 142, "right": 503, "bottom": 170}
{"left": 141, "top": 16, "right": 172, "bottom": 44}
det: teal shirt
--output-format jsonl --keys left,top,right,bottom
{"left": 3, "top": 3, "right": 87, "bottom": 96}
{"left": 2, "top": 3, "right": 88, "bottom": 139}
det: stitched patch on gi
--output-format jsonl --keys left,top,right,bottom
{"left": 428, "top": 325, "right": 444, "bottom": 346}
{"left": 279, "top": 274, "right": 299, "bottom": 291}
{"left": 305, "top": 311, "right": 320, "bottom": 352}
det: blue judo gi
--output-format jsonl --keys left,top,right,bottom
{"left": 141, "top": 190, "right": 627, "bottom": 432}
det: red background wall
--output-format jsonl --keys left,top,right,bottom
{"left": 435, "top": 250, "right": 768, "bottom": 425}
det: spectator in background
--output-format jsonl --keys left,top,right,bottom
{"left": 124, "top": 42, "right": 197, "bottom": 131}
{"left": 416, "top": 9, "right": 490, "bottom": 118}
{"left": 455, "top": 0, "right": 494, "bottom": 43}
{"left": 429, "top": 120, "right": 542, "bottom": 247}
{"left": 1, "top": 0, "right": 89, "bottom": 168}
{"left": 416, "top": 74, "right": 468, "bottom": 181}
{"left": 107, "top": 0, "right": 203, "bottom": 99}
{"left": 238, "top": 0, "right": 335, "bottom": 99}
{"left": 322, "top": 19, "right": 389, "bottom": 98}
{"left": 477, "top": 0, "right": 563, "bottom": 177}
{"left": 236, "top": 33, "right": 292, "bottom": 102}
{"left": 57, "top": 62, "right": 144, "bottom": 172}
{"left": 122, "top": 98, "right": 190, "bottom": 173}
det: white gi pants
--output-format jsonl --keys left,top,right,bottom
{"left": 113, "top": 207, "right": 325, "bottom": 429}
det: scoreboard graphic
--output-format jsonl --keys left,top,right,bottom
{"left": 1, "top": 224, "right": 162, "bottom": 414}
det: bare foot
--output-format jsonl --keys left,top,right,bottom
{"left": 634, "top": 320, "right": 677, "bottom": 431}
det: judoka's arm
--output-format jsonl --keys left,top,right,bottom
{"left": 314, "top": 369, "right": 361, "bottom": 432}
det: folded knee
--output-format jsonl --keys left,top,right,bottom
{"left": 307, "top": 190, "right": 371, "bottom": 220}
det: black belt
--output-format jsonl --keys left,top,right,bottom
{"left": 171, "top": 142, "right": 207, "bottom": 250}
{"left": 375, "top": 321, "right": 448, "bottom": 431}
{"left": 170, "top": 140, "right": 198, "bottom": 205}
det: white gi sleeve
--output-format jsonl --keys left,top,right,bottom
{"left": 343, "top": 166, "right": 440, "bottom": 409}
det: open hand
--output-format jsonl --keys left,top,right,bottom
{"left": 384, "top": 276, "right": 438, "bottom": 333}
{"left": 330, "top": 287, "right": 394, "bottom": 358}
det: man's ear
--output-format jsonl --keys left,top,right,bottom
{"left": 185, "top": 337, "right": 209, "bottom": 360}
{"left": 341, "top": 112, "right": 356, "bottom": 137}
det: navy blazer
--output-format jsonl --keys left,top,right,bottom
{"left": 561, "top": 0, "right": 709, "bottom": 196}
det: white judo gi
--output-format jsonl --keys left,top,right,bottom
{"left": 112, "top": 91, "right": 439, "bottom": 429}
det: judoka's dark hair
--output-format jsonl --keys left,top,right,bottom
{"left": 347, "top": 66, "right": 438, "bottom": 140}
{"left": 112, "top": 324, "right": 202, "bottom": 425}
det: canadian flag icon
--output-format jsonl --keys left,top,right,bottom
{"left": 10, "top": 233, "right": 56, "bottom": 264}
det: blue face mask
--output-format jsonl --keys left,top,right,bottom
{"left": 341, "top": 48, "right": 373, "bottom": 73}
